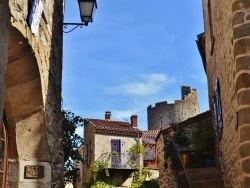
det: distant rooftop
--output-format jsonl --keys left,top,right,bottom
{"left": 84, "top": 118, "right": 142, "bottom": 137}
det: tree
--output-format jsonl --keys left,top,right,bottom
{"left": 62, "top": 109, "right": 84, "bottom": 186}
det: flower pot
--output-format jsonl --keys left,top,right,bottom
{"left": 181, "top": 154, "right": 190, "bottom": 168}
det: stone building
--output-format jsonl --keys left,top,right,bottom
{"left": 156, "top": 111, "right": 214, "bottom": 187}
{"left": 196, "top": 0, "right": 250, "bottom": 187}
{"left": 142, "top": 130, "right": 160, "bottom": 169}
{"left": 74, "top": 144, "right": 84, "bottom": 188}
{"left": 82, "top": 112, "right": 143, "bottom": 187}
{"left": 0, "top": 0, "right": 64, "bottom": 187}
{"left": 147, "top": 86, "right": 200, "bottom": 130}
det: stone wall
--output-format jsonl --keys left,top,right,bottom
{"left": 94, "top": 134, "right": 141, "bottom": 162}
{"left": 201, "top": 0, "right": 250, "bottom": 187}
{"left": 82, "top": 121, "right": 96, "bottom": 185}
{"left": 75, "top": 145, "right": 84, "bottom": 188}
{"left": 147, "top": 86, "right": 200, "bottom": 130}
{"left": 0, "top": 0, "right": 10, "bottom": 122}
{"left": 156, "top": 133, "right": 176, "bottom": 188}
{"left": 0, "top": 0, "right": 64, "bottom": 187}
{"left": 156, "top": 111, "right": 212, "bottom": 187}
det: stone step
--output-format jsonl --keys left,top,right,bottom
{"left": 178, "top": 167, "right": 224, "bottom": 188}
{"left": 191, "top": 180, "right": 224, "bottom": 188}
{"left": 179, "top": 181, "right": 224, "bottom": 188}
{"left": 186, "top": 167, "right": 221, "bottom": 175}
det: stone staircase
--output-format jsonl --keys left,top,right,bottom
{"left": 178, "top": 167, "right": 224, "bottom": 188}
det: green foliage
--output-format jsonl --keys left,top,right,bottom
{"left": 62, "top": 109, "right": 84, "bottom": 185}
{"left": 126, "top": 168, "right": 153, "bottom": 188}
{"left": 84, "top": 152, "right": 118, "bottom": 188}
{"left": 171, "top": 123, "right": 190, "bottom": 148}
{"left": 126, "top": 142, "right": 158, "bottom": 188}
{"left": 84, "top": 142, "right": 149, "bottom": 188}
{"left": 91, "top": 181, "right": 116, "bottom": 188}
{"left": 127, "top": 141, "right": 144, "bottom": 168}
{"left": 192, "top": 122, "right": 215, "bottom": 158}
{"left": 129, "top": 141, "right": 144, "bottom": 156}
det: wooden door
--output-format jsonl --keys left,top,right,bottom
{"left": 0, "top": 121, "right": 8, "bottom": 188}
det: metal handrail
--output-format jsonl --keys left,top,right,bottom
{"left": 167, "top": 139, "right": 192, "bottom": 188}
{"left": 96, "top": 152, "right": 140, "bottom": 170}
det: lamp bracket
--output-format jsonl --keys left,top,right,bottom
{"left": 62, "top": 22, "right": 88, "bottom": 33}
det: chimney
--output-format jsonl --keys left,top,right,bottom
{"left": 105, "top": 111, "right": 111, "bottom": 121}
{"left": 130, "top": 115, "right": 138, "bottom": 128}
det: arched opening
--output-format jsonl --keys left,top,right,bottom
{"left": 4, "top": 26, "right": 48, "bottom": 186}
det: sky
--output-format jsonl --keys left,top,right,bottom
{"left": 62, "top": 0, "right": 209, "bottom": 137}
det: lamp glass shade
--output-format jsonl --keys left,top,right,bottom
{"left": 78, "top": 0, "right": 97, "bottom": 23}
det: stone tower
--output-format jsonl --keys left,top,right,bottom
{"left": 147, "top": 86, "right": 200, "bottom": 130}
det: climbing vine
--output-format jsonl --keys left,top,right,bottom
{"left": 127, "top": 141, "right": 144, "bottom": 169}
{"left": 84, "top": 142, "right": 157, "bottom": 188}
{"left": 84, "top": 152, "right": 119, "bottom": 188}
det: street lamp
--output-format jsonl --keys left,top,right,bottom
{"left": 63, "top": 0, "right": 97, "bottom": 33}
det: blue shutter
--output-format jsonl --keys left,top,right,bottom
{"left": 111, "top": 139, "right": 121, "bottom": 168}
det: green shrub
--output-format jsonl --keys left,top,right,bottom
{"left": 91, "top": 181, "right": 116, "bottom": 188}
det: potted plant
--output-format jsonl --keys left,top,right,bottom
{"left": 171, "top": 123, "right": 191, "bottom": 168}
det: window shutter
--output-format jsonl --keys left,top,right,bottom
{"left": 121, "top": 141, "right": 125, "bottom": 167}
{"left": 89, "top": 141, "right": 91, "bottom": 165}
{"left": 213, "top": 78, "right": 223, "bottom": 140}
{"left": 111, "top": 139, "right": 121, "bottom": 168}
{"left": 86, "top": 141, "right": 91, "bottom": 166}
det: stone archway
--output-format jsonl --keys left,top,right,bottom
{"left": 4, "top": 26, "right": 51, "bottom": 187}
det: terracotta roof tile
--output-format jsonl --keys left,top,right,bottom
{"left": 85, "top": 118, "right": 142, "bottom": 137}
{"left": 142, "top": 130, "right": 160, "bottom": 144}
{"left": 142, "top": 130, "right": 160, "bottom": 139}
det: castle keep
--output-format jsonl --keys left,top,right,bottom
{"left": 147, "top": 86, "right": 200, "bottom": 130}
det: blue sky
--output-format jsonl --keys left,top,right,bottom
{"left": 62, "top": 0, "right": 208, "bottom": 136}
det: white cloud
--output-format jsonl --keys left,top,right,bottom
{"left": 112, "top": 109, "right": 139, "bottom": 122}
{"left": 107, "top": 73, "right": 175, "bottom": 96}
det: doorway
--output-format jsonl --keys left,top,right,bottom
{"left": 0, "top": 120, "right": 8, "bottom": 188}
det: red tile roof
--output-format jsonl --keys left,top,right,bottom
{"left": 85, "top": 118, "right": 142, "bottom": 137}
{"left": 142, "top": 130, "right": 160, "bottom": 139}
{"left": 142, "top": 130, "right": 160, "bottom": 144}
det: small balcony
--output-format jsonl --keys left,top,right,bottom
{"left": 96, "top": 152, "right": 141, "bottom": 170}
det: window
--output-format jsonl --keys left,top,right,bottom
{"left": 212, "top": 78, "right": 223, "bottom": 140}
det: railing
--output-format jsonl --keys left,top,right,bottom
{"left": 96, "top": 152, "right": 140, "bottom": 170}
{"left": 166, "top": 140, "right": 192, "bottom": 188}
